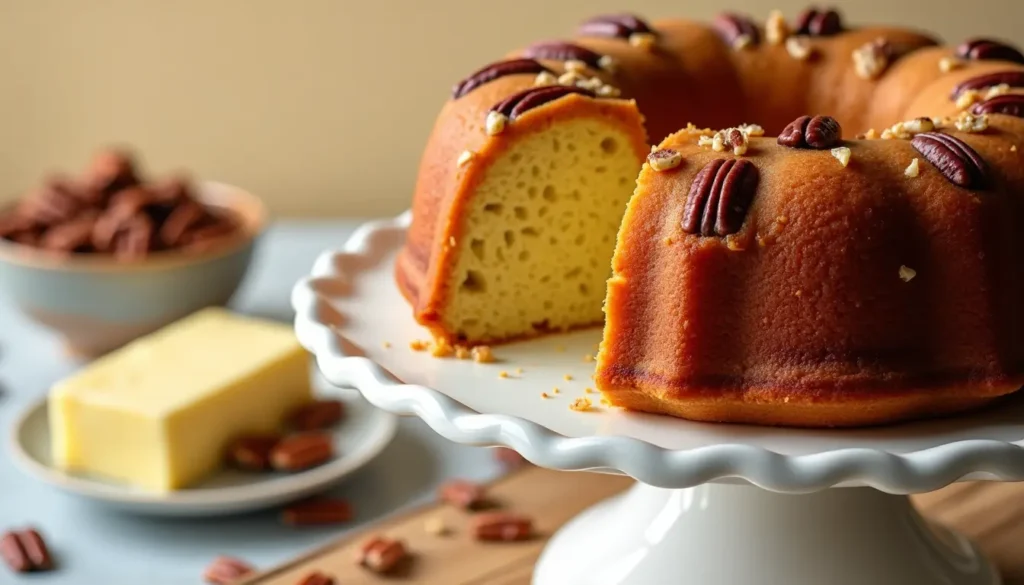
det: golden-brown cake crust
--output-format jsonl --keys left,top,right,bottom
{"left": 596, "top": 114, "right": 1024, "bottom": 428}
{"left": 399, "top": 9, "right": 1024, "bottom": 426}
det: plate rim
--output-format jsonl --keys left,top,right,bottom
{"left": 8, "top": 386, "right": 398, "bottom": 513}
{"left": 290, "top": 212, "right": 1024, "bottom": 494}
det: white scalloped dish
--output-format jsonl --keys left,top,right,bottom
{"left": 292, "top": 212, "right": 1024, "bottom": 492}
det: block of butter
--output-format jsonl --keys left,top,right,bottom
{"left": 49, "top": 307, "right": 313, "bottom": 492}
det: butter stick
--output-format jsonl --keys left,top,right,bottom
{"left": 49, "top": 307, "right": 313, "bottom": 492}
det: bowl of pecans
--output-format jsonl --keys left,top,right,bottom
{"left": 0, "top": 148, "right": 267, "bottom": 357}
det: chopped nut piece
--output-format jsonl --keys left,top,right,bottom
{"left": 570, "top": 397, "right": 593, "bottom": 412}
{"left": 558, "top": 71, "right": 584, "bottom": 86}
{"left": 712, "top": 132, "right": 726, "bottom": 152}
{"left": 498, "top": 371, "right": 509, "bottom": 379}
{"left": 598, "top": 55, "right": 617, "bottom": 72}
{"left": 564, "top": 59, "right": 588, "bottom": 73}
{"left": 596, "top": 84, "right": 622, "bottom": 97}
{"left": 485, "top": 111, "right": 508, "bottom": 136}
{"left": 765, "top": 10, "right": 789, "bottom": 45}
{"left": 905, "top": 158, "right": 920, "bottom": 178}
{"left": 472, "top": 345, "right": 495, "bottom": 363}
{"left": 457, "top": 150, "right": 475, "bottom": 168}
{"left": 786, "top": 36, "right": 813, "bottom": 60}
{"left": 455, "top": 346, "right": 471, "bottom": 359}
{"left": 853, "top": 38, "right": 889, "bottom": 80}
{"left": 733, "top": 34, "right": 753, "bottom": 50}
{"left": 515, "top": 367, "right": 524, "bottom": 374}
{"left": 563, "top": 374, "right": 573, "bottom": 381}
{"left": 831, "top": 146, "right": 852, "bottom": 167}
{"left": 954, "top": 111, "right": 989, "bottom": 133}
{"left": 424, "top": 517, "right": 448, "bottom": 536}
{"left": 955, "top": 89, "right": 983, "bottom": 110}
{"left": 880, "top": 128, "right": 896, "bottom": 140}
{"left": 552, "top": 387, "right": 560, "bottom": 394}
{"left": 902, "top": 117, "right": 935, "bottom": 135}
{"left": 575, "top": 76, "right": 604, "bottom": 91}
{"left": 585, "top": 387, "right": 594, "bottom": 393}
{"left": 583, "top": 353, "right": 595, "bottom": 362}
{"left": 725, "top": 128, "right": 749, "bottom": 155}
{"left": 938, "top": 57, "right": 963, "bottom": 73}
{"left": 600, "top": 397, "right": 612, "bottom": 406}
{"left": 1013, "top": 145, "right": 1019, "bottom": 152}
{"left": 629, "top": 32, "right": 657, "bottom": 50}
{"left": 739, "top": 123, "right": 765, "bottom": 137}
{"left": 986, "top": 83, "right": 1011, "bottom": 99}
{"left": 540, "top": 392, "right": 549, "bottom": 399}
{"left": 861, "top": 128, "right": 879, "bottom": 139}
{"left": 647, "top": 148, "right": 683, "bottom": 171}
{"left": 409, "top": 339, "right": 429, "bottom": 351}
{"left": 534, "top": 71, "right": 558, "bottom": 86}
{"left": 382, "top": 341, "right": 392, "bottom": 349}
{"left": 899, "top": 265, "right": 917, "bottom": 282}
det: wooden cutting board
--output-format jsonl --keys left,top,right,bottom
{"left": 241, "top": 465, "right": 1024, "bottom": 585}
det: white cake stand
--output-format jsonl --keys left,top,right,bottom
{"left": 291, "top": 212, "right": 1024, "bottom": 585}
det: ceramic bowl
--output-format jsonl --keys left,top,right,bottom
{"left": 0, "top": 181, "right": 267, "bottom": 357}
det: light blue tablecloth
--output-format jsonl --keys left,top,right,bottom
{"left": 0, "top": 221, "right": 504, "bottom": 583}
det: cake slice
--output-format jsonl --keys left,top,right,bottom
{"left": 397, "top": 81, "right": 648, "bottom": 345}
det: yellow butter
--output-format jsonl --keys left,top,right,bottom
{"left": 49, "top": 307, "right": 313, "bottom": 492}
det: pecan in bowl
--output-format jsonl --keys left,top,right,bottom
{"left": 0, "top": 147, "right": 267, "bottom": 356}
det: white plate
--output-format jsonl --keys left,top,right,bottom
{"left": 292, "top": 212, "right": 1024, "bottom": 493}
{"left": 8, "top": 382, "right": 397, "bottom": 516}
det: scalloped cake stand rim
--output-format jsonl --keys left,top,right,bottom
{"left": 291, "top": 212, "right": 1024, "bottom": 494}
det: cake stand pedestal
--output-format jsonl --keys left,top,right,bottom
{"left": 293, "top": 213, "right": 1024, "bottom": 585}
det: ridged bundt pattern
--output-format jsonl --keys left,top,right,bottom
{"left": 398, "top": 7, "right": 1024, "bottom": 427}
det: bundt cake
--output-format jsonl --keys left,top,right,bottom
{"left": 397, "top": 7, "right": 1024, "bottom": 427}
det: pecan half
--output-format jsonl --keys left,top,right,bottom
{"left": 270, "top": 432, "right": 335, "bottom": 471}
{"left": 683, "top": 159, "right": 760, "bottom": 237}
{"left": 451, "top": 59, "right": 551, "bottom": 100}
{"left": 471, "top": 511, "right": 534, "bottom": 542}
{"left": 226, "top": 434, "right": 282, "bottom": 471}
{"left": 911, "top": 132, "right": 989, "bottom": 189}
{"left": 287, "top": 399, "right": 345, "bottom": 431}
{"left": 955, "top": 38, "right": 1024, "bottom": 65}
{"left": 522, "top": 41, "right": 606, "bottom": 69}
{"left": 490, "top": 86, "right": 596, "bottom": 122}
{"left": 577, "top": 14, "right": 653, "bottom": 40}
{"left": 972, "top": 94, "right": 1024, "bottom": 118}
{"left": 713, "top": 13, "right": 760, "bottom": 49}
{"left": 295, "top": 571, "right": 335, "bottom": 585}
{"left": 777, "top": 114, "right": 842, "bottom": 149}
{"left": 202, "top": 556, "right": 255, "bottom": 585}
{"left": 1, "top": 529, "right": 53, "bottom": 573}
{"left": 799, "top": 7, "right": 843, "bottom": 36}
{"left": 0, "top": 210, "right": 37, "bottom": 241}
{"left": 18, "top": 185, "right": 83, "bottom": 227}
{"left": 357, "top": 536, "right": 408, "bottom": 574}
{"left": 951, "top": 70, "right": 1024, "bottom": 100}
{"left": 84, "top": 148, "right": 139, "bottom": 195}
{"left": 158, "top": 198, "right": 207, "bottom": 248}
{"left": 438, "top": 479, "right": 489, "bottom": 510}
{"left": 281, "top": 497, "right": 353, "bottom": 526}
{"left": 40, "top": 210, "right": 99, "bottom": 253}
{"left": 112, "top": 213, "right": 154, "bottom": 260}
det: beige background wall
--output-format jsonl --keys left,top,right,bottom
{"left": 0, "top": 0, "right": 1020, "bottom": 218}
